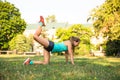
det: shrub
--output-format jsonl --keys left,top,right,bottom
{"left": 106, "top": 40, "right": 120, "bottom": 56}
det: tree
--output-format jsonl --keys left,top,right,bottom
{"left": 88, "top": 0, "right": 120, "bottom": 56}
{"left": 46, "top": 15, "right": 56, "bottom": 23}
{"left": 56, "top": 24, "right": 93, "bottom": 43}
{"left": 9, "top": 34, "right": 33, "bottom": 53}
{"left": 0, "top": 1, "right": 26, "bottom": 50}
{"left": 88, "top": 0, "right": 120, "bottom": 40}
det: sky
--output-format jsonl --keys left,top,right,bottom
{"left": 7, "top": 0, "right": 105, "bottom": 24}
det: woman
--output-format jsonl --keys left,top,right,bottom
{"left": 23, "top": 16, "right": 80, "bottom": 65}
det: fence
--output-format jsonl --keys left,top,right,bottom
{"left": 0, "top": 50, "right": 39, "bottom": 55}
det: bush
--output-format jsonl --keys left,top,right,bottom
{"left": 106, "top": 40, "right": 120, "bottom": 56}
{"left": 75, "top": 43, "right": 91, "bottom": 55}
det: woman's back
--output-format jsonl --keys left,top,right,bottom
{"left": 51, "top": 41, "right": 68, "bottom": 53}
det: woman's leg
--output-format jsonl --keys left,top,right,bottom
{"left": 43, "top": 49, "right": 50, "bottom": 64}
{"left": 33, "top": 26, "right": 49, "bottom": 48}
{"left": 32, "top": 49, "right": 50, "bottom": 65}
{"left": 23, "top": 16, "right": 51, "bottom": 65}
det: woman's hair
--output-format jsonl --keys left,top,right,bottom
{"left": 69, "top": 36, "right": 80, "bottom": 44}
{"left": 69, "top": 36, "right": 80, "bottom": 52}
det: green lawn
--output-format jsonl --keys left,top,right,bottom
{"left": 0, "top": 55, "right": 120, "bottom": 80}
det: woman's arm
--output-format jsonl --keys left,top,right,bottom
{"left": 67, "top": 41, "right": 74, "bottom": 65}
{"left": 64, "top": 51, "right": 69, "bottom": 63}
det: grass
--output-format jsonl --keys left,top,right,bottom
{"left": 0, "top": 55, "right": 120, "bottom": 80}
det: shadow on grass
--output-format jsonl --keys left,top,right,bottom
{"left": 0, "top": 56, "right": 120, "bottom": 80}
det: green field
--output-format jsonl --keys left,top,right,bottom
{"left": 0, "top": 55, "right": 120, "bottom": 80}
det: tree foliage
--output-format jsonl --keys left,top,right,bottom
{"left": 46, "top": 15, "right": 56, "bottom": 23}
{"left": 56, "top": 24, "right": 93, "bottom": 55}
{"left": 0, "top": 1, "right": 26, "bottom": 50}
{"left": 89, "top": 0, "right": 120, "bottom": 40}
{"left": 9, "top": 34, "right": 33, "bottom": 53}
{"left": 56, "top": 24, "right": 93, "bottom": 43}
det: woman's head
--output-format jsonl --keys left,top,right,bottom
{"left": 69, "top": 36, "right": 80, "bottom": 47}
